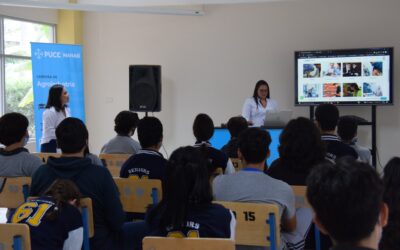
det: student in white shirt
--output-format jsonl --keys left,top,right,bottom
{"left": 40, "top": 84, "right": 70, "bottom": 152}
{"left": 241, "top": 80, "right": 278, "bottom": 127}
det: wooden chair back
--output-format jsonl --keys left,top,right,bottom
{"left": 215, "top": 201, "right": 280, "bottom": 250}
{"left": 99, "top": 154, "right": 131, "bottom": 177}
{"left": 142, "top": 237, "right": 235, "bottom": 250}
{"left": 291, "top": 185, "right": 321, "bottom": 250}
{"left": 291, "top": 185, "right": 310, "bottom": 209}
{"left": 0, "top": 177, "right": 31, "bottom": 208}
{"left": 0, "top": 223, "right": 31, "bottom": 250}
{"left": 114, "top": 178, "right": 162, "bottom": 213}
{"left": 230, "top": 158, "right": 244, "bottom": 172}
{"left": 80, "top": 198, "right": 94, "bottom": 250}
{"left": 32, "top": 153, "right": 61, "bottom": 163}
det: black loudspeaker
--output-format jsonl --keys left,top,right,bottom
{"left": 129, "top": 65, "right": 161, "bottom": 112}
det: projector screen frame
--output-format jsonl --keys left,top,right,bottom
{"left": 294, "top": 47, "right": 394, "bottom": 106}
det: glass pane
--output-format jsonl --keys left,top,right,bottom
{"left": 4, "top": 18, "right": 54, "bottom": 57}
{"left": 5, "top": 57, "right": 35, "bottom": 137}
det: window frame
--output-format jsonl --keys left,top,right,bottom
{"left": 0, "top": 15, "right": 56, "bottom": 139}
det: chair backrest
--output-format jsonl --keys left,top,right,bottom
{"left": 113, "top": 178, "right": 162, "bottom": 213}
{"left": 0, "top": 177, "right": 31, "bottom": 209}
{"left": 32, "top": 153, "right": 61, "bottom": 163}
{"left": 99, "top": 154, "right": 131, "bottom": 177}
{"left": 0, "top": 223, "right": 31, "bottom": 250}
{"left": 215, "top": 201, "right": 280, "bottom": 250}
{"left": 291, "top": 185, "right": 321, "bottom": 250}
{"left": 142, "top": 237, "right": 235, "bottom": 250}
{"left": 230, "top": 158, "right": 244, "bottom": 172}
{"left": 80, "top": 198, "right": 94, "bottom": 250}
{"left": 291, "top": 185, "right": 310, "bottom": 209}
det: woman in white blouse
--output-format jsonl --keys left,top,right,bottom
{"left": 40, "top": 84, "right": 70, "bottom": 152}
{"left": 241, "top": 80, "right": 278, "bottom": 127}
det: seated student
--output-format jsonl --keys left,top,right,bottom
{"left": 267, "top": 117, "right": 326, "bottom": 185}
{"left": 315, "top": 104, "right": 358, "bottom": 162}
{"left": 10, "top": 179, "right": 83, "bottom": 250}
{"left": 338, "top": 116, "right": 372, "bottom": 164}
{"left": 146, "top": 146, "right": 235, "bottom": 239}
{"left": 0, "top": 112, "right": 42, "bottom": 176}
{"left": 193, "top": 113, "right": 235, "bottom": 175}
{"left": 30, "top": 117, "right": 136, "bottom": 250}
{"left": 221, "top": 116, "right": 248, "bottom": 158}
{"left": 101, "top": 111, "right": 141, "bottom": 154}
{"left": 213, "top": 127, "right": 311, "bottom": 250}
{"left": 267, "top": 117, "right": 331, "bottom": 250}
{"left": 85, "top": 145, "right": 104, "bottom": 166}
{"left": 120, "top": 116, "right": 166, "bottom": 180}
{"left": 380, "top": 157, "right": 400, "bottom": 250}
{"left": 307, "top": 157, "right": 388, "bottom": 250}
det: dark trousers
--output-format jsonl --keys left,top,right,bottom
{"left": 40, "top": 139, "right": 57, "bottom": 153}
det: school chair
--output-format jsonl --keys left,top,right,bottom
{"left": 0, "top": 177, "right": 31, "bottom": 209}
{"left": 142, "top": 237, "right": 235, "bottom": 250}
{"left": 80, "top": 198, "right": 94, "bottom": 250}
{"left": 229, "top": 158, "right": 244, "bottom": 172}
{"left": 291, "top": 185, "right": 321, "bottom": 250}
{"left": 99, "top": 154, "right": 132, "bottom": 177}
{"left": 215, "top": 201, "right": 280, "bottom": 250}
{"left": 31, "top": 153, "right": 61, "bottom": 163}
{"left": 113, "top": 178, "right": 162, "bottom": 214}
{"left": 0, "top": 223, "right": 31, "bottom": 250}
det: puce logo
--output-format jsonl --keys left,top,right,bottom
{"left": 34, "top": 49, "right": 62, "bottom": 59}
{"left": 34, "top": 49, "right": 44, "bottom": 59}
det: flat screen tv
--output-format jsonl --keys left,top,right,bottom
{"left": 295, "top": 47, "right": 393, "bottom": 105}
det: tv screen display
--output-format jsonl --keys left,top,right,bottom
{"left": 295, "top": 47, "right": 393, "bottom": 105}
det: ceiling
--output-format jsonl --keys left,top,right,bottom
{"left": 0, "top": 0, "right": 300, "bottom": 15}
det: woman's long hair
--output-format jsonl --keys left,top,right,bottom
{"left": 252, "top": 80, "right": 270, "bottom": 109}
{"left": 44, "top": 179, "right": 81, "bottom": 220}
{"left": 383, "top": 157, "right": 400, "bottom": 218}
{"left": 278, "top": 117, "right": 325, "bottom": 173}
{"left": 45, "top": 84, "right": 65, "bottom": 112}
{"left": 147, "top": 146, "right": 213, "bottom": 229}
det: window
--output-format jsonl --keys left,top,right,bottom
{"left": 0, "top": 17, "right": 55, "bottom": 137}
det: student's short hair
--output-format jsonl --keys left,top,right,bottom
{"left": 227, "top": 116, "right": 248, "bottom": 138}
{"left": 238, "top": 128, "right": 271, "bottom": 164}
{"left": 315, "top": 104, "right": 339, "bottom": 131}
{"left": 0, "top": 112, "right": 29, "bottom": 146}
{"left": 137, "top": 117, "right": 163, "bottom": 148}
{"left": 307, "top": 157, "right": 383, "bottom": 244}
{"left": 193, "top": 113, "right": 214, "bottom": 141}
{"left": 114, "top": 111, "right": 139, "bottom": 135}
{"left": 337, "top": 116, "right": 358, "bottom": 141}
{"left": 56, "top": 118, "right": 88, "bottom": 154}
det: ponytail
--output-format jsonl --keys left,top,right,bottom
{"left": 44, "top": 179, "right": 81, "bottom": 220}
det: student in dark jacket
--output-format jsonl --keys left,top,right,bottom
{"left": 314, "top": 104, "right": 358, "bottom": 162}
{"left": 221, "top": 116, "right": 248, "bottom": 158}
{"left": 193, "top": 113, "right": 235, "bottom": 175}
{"left": 30, "top": 117, "right": 142, "bottom": 250}
{"left": 267, "top": 117, "right": 327, "bottom": 185}
{"left": 120, "top": 116, "right": 166, "bottom": 180}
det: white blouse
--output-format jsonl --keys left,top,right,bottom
{"left": 241, "top": 97, "right": 278, "bottom": 127}
{"left": 40, "top": 107, "right": 71, "bottom": 144}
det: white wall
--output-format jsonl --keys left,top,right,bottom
{"left": 0, "top": 6, "right": 57, "bottom": 24}
{"left": 83, "top": 0, "right": 400, "bottom": 168}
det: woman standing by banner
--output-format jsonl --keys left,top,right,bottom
{"left": 241, "top": 80, "right": 278, "bottom": 127}
{"left": 40, "top": 84, "right": 70, "bottom": 152}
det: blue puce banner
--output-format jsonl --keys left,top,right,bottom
{"left": 31, "top": 43, "right": 85, "bottom": 151}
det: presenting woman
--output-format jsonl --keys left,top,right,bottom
{"left": 40, "top": 84, "right": 70, "bottom": 152}
{"left": 241, "top": 80, "right": 278, "bottom": 127}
